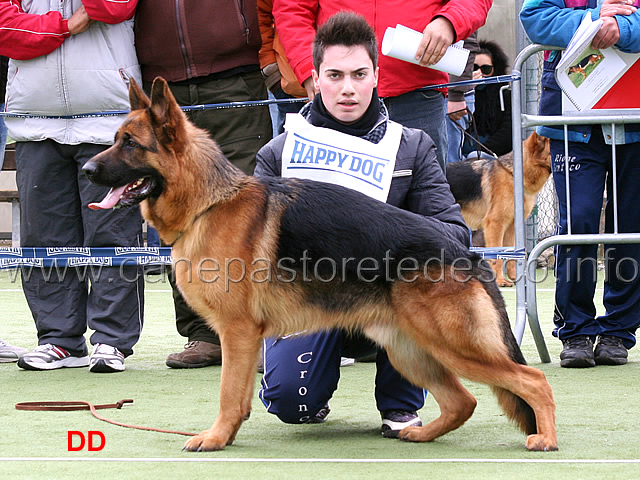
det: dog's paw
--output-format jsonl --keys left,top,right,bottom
{"left": 525, "top": 434, "right": 558, "bottom": 452}
{"left": 183, "top": 431, "right": 228, "bottom": 452}
{"left": 398, "top": 426, "right": 434, "bottom": 443}
{"left": 497, "top": 279, "right": 514, "bottom": 287}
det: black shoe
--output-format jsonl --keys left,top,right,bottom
{"left": 560, "top": 335, "right": 595, "bottom": 368}
{"left": 594, "top": 335, "right": 628, "bottom": 366}
{"left": 380, "top": 410, "right": 422, "bottom": 438}
{"left": 308, "top": 404, "right": 331, "bottom": 424}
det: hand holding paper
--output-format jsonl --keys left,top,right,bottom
{"left": 381, "top": 24, "right": 469, "bottom": 76}
{"left": 555, "top": 13, "right": 640, "bottom": 111}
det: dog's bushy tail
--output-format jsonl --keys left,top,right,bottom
{"left": 474, "top": 256, "right": 537, "bottom": 435}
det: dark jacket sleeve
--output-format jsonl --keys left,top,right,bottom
{"left": 447, "top": 31, "right": 480, "bottom": 102}
{"left": 255, "top": 133, "right": 287, "bottom": 177}
{"left": 399, "top": 128, "right": 470, "bottom": 246}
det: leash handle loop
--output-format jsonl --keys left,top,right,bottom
{"left": 15, "top": 399, "right": 196, "bottom": 436}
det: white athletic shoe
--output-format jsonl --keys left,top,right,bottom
{"left": 17, "top": 344, "right": 89, "bottom": 370}
{"left": 89, "top": 343, "right": 125, "bottom": 373}
{"left": 340, "top": 357, "right": 355, "bottom": 367}
{"left": 0, "top": 339, "right": 29, "bottom": 363}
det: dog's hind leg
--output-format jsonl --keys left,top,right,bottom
{"left": 183, "top": 321, "right": 262, "bottom": 452}
{"left": 364, "top": 327, "right": 477, "bottom": 443}
{"left": 389, "top": 278, "right": 557, "bottom": 451}
{"left": 392, "top": 350, "right": 477, "bottom": 442}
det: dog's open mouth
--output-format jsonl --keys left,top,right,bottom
{"left": 88, "top": 177, "right": 155, "bottom": 210}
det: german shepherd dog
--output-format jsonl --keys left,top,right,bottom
{"left": 83, "top": 78, "right": 557, "bottom": 452}
{"left": 446, "top": 132, "right": 551, "bottom": 287}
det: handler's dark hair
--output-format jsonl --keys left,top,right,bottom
{"left": 313, "top": 11, "right": 378, "bottom": 71}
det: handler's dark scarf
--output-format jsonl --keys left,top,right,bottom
{"left": 308, "top": 89, "right": 381, "bottom": 138}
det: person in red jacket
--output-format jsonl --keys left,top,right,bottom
{"left": 272, "top": 0, "right": 493, "bottom": 169}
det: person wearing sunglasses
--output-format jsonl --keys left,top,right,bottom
{"left": 462, "top": 40, "right": 512, "bottom": 160}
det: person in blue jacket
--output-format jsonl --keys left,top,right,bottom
{"left": 521, "top": 0, "right": 640, "bottom": 367}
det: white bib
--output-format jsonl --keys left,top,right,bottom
{"left": 281, "top": 113, "right": 402, "bottom": 202}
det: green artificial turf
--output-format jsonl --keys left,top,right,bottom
{"left": 2, "top": 268, "right": 640, "bottom": 479}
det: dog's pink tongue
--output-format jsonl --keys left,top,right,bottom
{"left": 88, "top": 185, "right": 127, "bottom": 210}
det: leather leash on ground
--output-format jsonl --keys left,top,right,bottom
{"left": 15, "top": 400, "right": 197, "bottom": 436}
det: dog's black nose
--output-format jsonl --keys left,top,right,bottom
{"left": 82, "top": 161, "right": 100, "bottom": 181}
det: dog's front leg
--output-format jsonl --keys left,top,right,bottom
{"left": 183, "top": 324, "right": 261, "bottom": 452}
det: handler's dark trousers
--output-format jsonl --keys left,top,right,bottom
{"left": 551, "top": 131, "right": 640, "bottom": 349}
{"left": 16, "top": 141, "right": 144, "bottom": 357}
{"left": 153, "top": 70, "right": 271, "bottom": 344}
{"left": 259, "top": 331, "right": 426, "bottom": 423}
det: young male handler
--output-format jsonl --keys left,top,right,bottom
{"left": 256, "top": 12, "right": 469, "bottom": 436}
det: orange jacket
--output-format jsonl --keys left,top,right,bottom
{"left": 257, "top": 0, "right": 306, "bottom": 97}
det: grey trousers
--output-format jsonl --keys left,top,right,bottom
{"left": 16, "top": 140, "right": 144, "bottom": 357}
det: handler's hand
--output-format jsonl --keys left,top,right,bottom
{"left": 416, "top": 16, "right": 455, "bottom": 67}
{"left": 593, "top": 0, "right": 637, "bottom": 49}
{"left": 600, "top": 0, "right": 636, "bottom": 17}
{"left": 592, "top": 16, "right": 622, "bottom": 50}
{"left": 447, "top": 100, "right": 468, "bottom": 121}
{"left": 68, "top": 5, "right": 93, "bottom": 35}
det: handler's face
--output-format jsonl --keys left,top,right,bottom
{"left": 312, "top": 45, "right": 379, "bottom": 124}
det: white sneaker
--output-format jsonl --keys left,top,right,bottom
{"left": 17, "top": 344, "right": 89, "bottom": 370}
{"left": 89, "top": 343, "right": 125, "bottom": 373}
{"left": 0, "top": 339, "right": 29, "bottom": 363}
{"left": 340, "top": 357, "right": 355, "bottom": 367}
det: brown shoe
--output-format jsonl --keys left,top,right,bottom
{"left": 166, "top": 341, "right": 222, "bottom": 369}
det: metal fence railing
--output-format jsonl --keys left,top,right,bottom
{"left": 512, "top": 44, "right": 640, "bottom": 363}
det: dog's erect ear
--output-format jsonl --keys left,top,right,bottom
{"left": 149, "top": 77, "right": 184, "bottom": 143}
{"left": 532, "top": 131, "right": 549, "bottom": 154}
{"left": 129, "top": 78, "right": 151, "bottom": 111}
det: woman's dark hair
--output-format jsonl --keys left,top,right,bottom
{"left": 473, "top": 40, "right": 511, "bottom": 141}
{"left": 477, "top": 40, "right": 509, "bottom": 76}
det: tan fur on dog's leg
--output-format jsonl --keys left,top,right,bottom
{"left": 483, "top": 215, "right": 511, "bottom": 287}
{"left": 503, "top": 223, "right": 517, "bottom": 284}
{"left": 374, "top": 330, "right": 477, "bottom": 443}
{"left": 183, "top": 324, "right": 261, "bottom": 452}
{"left": 390, "top": 279, "right": 557, "bottom": 450}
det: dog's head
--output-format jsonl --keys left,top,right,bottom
{"left": 524, "top": 131, "right": 551, "bottom": 173}
{"left": 83, "top": 77, "right": 188, "bottom": 210}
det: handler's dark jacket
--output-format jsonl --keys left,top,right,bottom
{"left": 134, "top": 0, "right": 262, "bottom": 83}
{"left": 255, "top": 101, "right": 470, "bottom": 247}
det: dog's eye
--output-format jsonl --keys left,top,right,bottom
{"left": 125, "top": 139, "right": 138, "bottom": 149}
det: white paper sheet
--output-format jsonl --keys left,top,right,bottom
{"left": 381, "top": 24, "right": 469, "bottom": 76}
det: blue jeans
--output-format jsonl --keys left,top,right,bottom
{"left": 383, "top": 89, "right": 447, "bottom": 170}
{"left": 445, "top": 92, "right": 475, "bottom": 164}
{"left": 551, "top": 131, "right": 640, "bottom": 349}
{"left": 273, "top": 87, "right": 305, "bottom": 136}
{"left": 0, "top": 103, "right": 6, "bottom": 170}
{"left": 146, "top": 225, "right": 160, "bottom": 247}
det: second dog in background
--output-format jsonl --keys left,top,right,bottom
{"left": 446, "top": 131, "right": 551, "bottom": 286}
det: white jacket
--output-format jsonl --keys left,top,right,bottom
{"left": 4, "top": 0, "right": 141, "bottom": 145}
